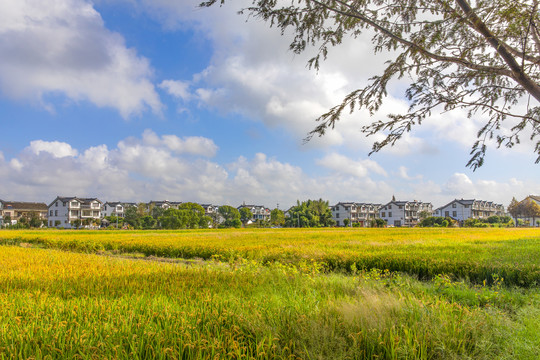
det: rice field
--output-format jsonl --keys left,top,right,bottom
{"left": 0, "top": 228, "right": 539, "bottom": 359}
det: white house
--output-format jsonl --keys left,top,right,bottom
{"left": 48, "top": 196, "right": 103, "bottom": 228}
{"left": 237, "top": 204, "right": 271, "bottom": 222}
{"left": 331, "top": 202, "right": 381, "bottom": 227}
{"left": 379, "top": 199, "right": 432, "bottom": 227}
{"left": 433, "top": 199, "right": 505, "bottom": 222}
{"left": 102, "top": 202, "right": 136, "bottom": 218}
{"left": 147, "top": 200, "right": 182, "bottom": 211}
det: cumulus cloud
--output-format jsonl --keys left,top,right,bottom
{"left": 0, "top": 0, "right": 162, "bottom": 117}
{"left": 29, "top": 140, "right": 78, "bottom": 158}
{"left": 317, "top": 153, "right": 388, "bottom": 178}
{"left": 1, "top": 132, "right": 538, "bottom": 208}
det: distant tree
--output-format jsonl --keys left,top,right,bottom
{"left": 343, "top": 218, "right": 350, "bottom": 227}
{"left": 137, "top": 203, "right": 148, "bottom": 217}
{"left": 218, "top": 206, "right": 242, "bottom": 228}
{"left": 140, "top": 215, "right": 156, "bottom": 230}
{"left": 285, "top": 199, "right": 334, "bottom": 227}
{"left": 418, "top": 210, "right": 431, "bottom": 221}
{"left": 71, "top": 219, "right": 81, "bottom": 229}
{"left": 151, "top": 206, "right": 165, "bottom": 220}
{"left": 270, "top": 208, "right": 285, "bottom": 227}
{"left": 124, "top": 206, "right": 140, "bottom": 229}
{"left": 522, "top": 199, "right": 540, "bottom": 226}
{"left": 486, "top": 215, "right": 500, "bottom": 224}
{"left": 3, "top": 214, "right": 11, "bottom": 227}
{"left": 507, "top": 197, "right": 520, "bottom": 224}
{"left": 202, "top": 0, "right": 540, "bottom": 168}
{"left": 239, "top": 207, "right": 253, "bottom": 227}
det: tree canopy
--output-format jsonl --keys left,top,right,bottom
{"left": 201, "top": 0, "right": 540, "bottom": 168}
{"left": 285, "top": 199, "right": 335, "bottom": 227}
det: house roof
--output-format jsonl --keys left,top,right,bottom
{"left": 48, "top": 196, "right": 102, "bottom": 208}
{"left": 1, "top": 201, "right": 48, "bottom": 211}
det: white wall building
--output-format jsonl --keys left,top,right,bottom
{"left": 48, "top": 196, "right": 103, "bottom": 228}
{"left": 102, "top": 202, "right": 136, "bottom": 218}
{"left": 331, "top": 202, "right": 381, "bottom": 227}
{"left": 433, "top": 199, "right": 505, "bottom": 222}
{"left": 379, "top": 200, "right": 432, "bottom": 227}
{"left": 237, "top": 204, "right": 271, "bottom": 222}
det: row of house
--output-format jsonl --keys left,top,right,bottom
{"left": 331, "top": 198, "right": 507, "bottom": 227}
{"left": 1, "top": 195, "right": 537, "bottom": 228}
{"left": 0, "top": 197, "right": 272, "bottom": 228}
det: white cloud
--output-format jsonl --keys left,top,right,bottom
{"left": 159, "top": 79, "right": 191, "bottom": 101}
{"left": 316, "top": 153, "right": 387, "bottom": 178}
{"left": 1, "top": 133, "right": 537, "bottom": 208}
{"left": 397, "top": 166, "right": 422, "bottom": 181}
{"left": 0, "top": 0, "right": 162, "bottom": 117}
{"left": 29, "top": 140, "right": 79, "bottom": 158}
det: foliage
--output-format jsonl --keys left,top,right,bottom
{"left": 239, "top": 207, "right": 253, "bottom": 226}
{"left": 139, "top": 216, "right": 156, "bottom": 230}
{"left": 218, "top": 205, "right": 242, "bottom": 228}
{"left": 270, "top": 208, "right": 285, "bottom": 227}
{"left": 285, "top": 199, "right": 335, "bottom": 227}
{"left": 368, "top": 218, "right": 386, "bottom": 227}
{"left": 202, "top": 0, "right": 540, "bottom": 168}
{"left": 159, "top": 203, "right": 211, "bottom": 229}
{"left": 419, "top": 216, "right": 455, "bottom": 227}
{"left": 506, "top": 197, "right": 540, "bottom": 226}
{"left": 124, "top": 206, "right": 141, "bottom": 229}
{"left": 343, "top": 218, "right": 350, "bottom": 227}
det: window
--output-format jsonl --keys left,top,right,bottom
{"left": 452, "top": 211, "right": 457, "bottom": 217}
{"left": 398, "top": 205, "right": 403, "bottom": 209}
{"left": 381, "top": 212, "right": 386, "bottom": 217}
{"left": 452, "top": 203, "right": 456, "bottom": 208}
{"left": 336, "top": 213, "right": 339, "bottom": 218}
{"left": 63, "top": 202, "right": 66, "bottom": 206}
{"left": 50, "top": 210, "right": 53, "bottom": 216}
{"left": 55, "top": 210, "right": 58, "bottom": 216}
{"left": 56, "top": 202, "right": 58, "bottom": 207}
{"left": 464, "top": 205, "right": 469, "bottom": 208}
{"left": 445, "top": 211, "right": 449, "bottom": 217}
{"left": 389, "top": 212, "right": 392, "bottom": 217}
{"left": 388, "top": 205, "right": 392, "bottom": 209}
{"left": 104, "top": 205, "right": 107, "bottom": 211}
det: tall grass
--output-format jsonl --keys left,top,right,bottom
{"left": 1, "top": 228, "right": 539, "bottom": 286}
{"left": 0, "top": 246, "right": 539, "bottom": 359}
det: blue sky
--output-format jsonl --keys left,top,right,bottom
{"left": 0, "top": 0, "right": 538, "bottom": 209}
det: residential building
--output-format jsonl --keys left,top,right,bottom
{"left": 201, "top": 204, "right": 219, "bottom": 217}
{"left": 237, "top": 204, "right": 271, "bottom": 222}
{"left": 0, "top": 200, "right": 48, "bottom": 225}
{"left": 331, "top": 202, "right": 381, "bottom": 227}
{"left": 513, "top": 195, "right": 540, "bottom": 226}
{"left": 147, "top": 200, "right": 182, "bottom": 211}
{"left": 102, "top": 202, "right": 136, "bottom": 218}
{"left": 379, "top": 200, "right": 432, "bottom": 227}
{"left": 433, "top": 199, "right": 505, "bottom": 222}
{"left": 47, "top": 196, "right": 103, "bottom": 228}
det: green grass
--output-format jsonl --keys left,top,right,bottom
{"left": 1, "top": 228, "right": 539, "bottom": 287}
{"left": 0, "top": 242, "right": 539, "bottom": 359}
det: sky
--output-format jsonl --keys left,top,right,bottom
{"left": 0, "top": 0, "right": 538, "bottom": 209}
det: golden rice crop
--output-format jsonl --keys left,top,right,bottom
{"left": 1, "top": 228, "right": 539, "bottom": 286}
{"left": 1, "top": 245, "right": 538, "bottom": 359}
